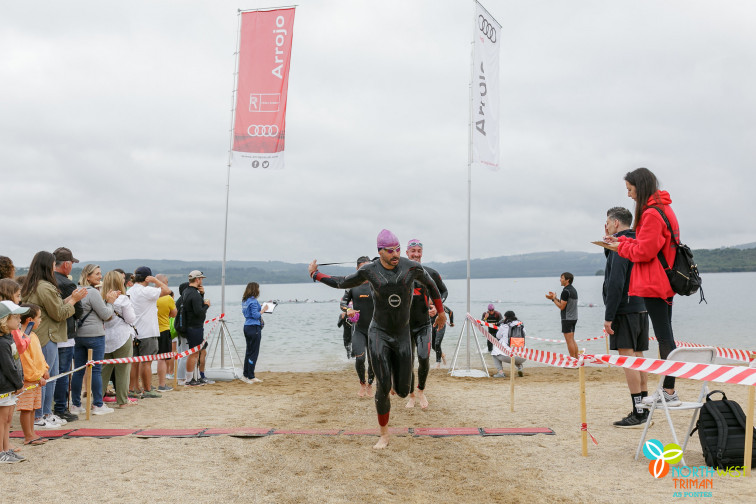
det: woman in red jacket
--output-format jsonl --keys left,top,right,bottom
{"left": 605, "top": 167, "right": 681, "bottom": 406}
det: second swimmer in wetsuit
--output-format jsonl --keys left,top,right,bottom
{"left": 405, "top": 238, "right": 447, "bottom": 409}
{"left": 308, "top": 229, "right": 446, "bottom": 449}
{"left": 340, "top": 256, "right": 375, "bottom": 397}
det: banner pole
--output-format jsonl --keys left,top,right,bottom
{"left": 465, "top": 0, "right": 475, "bottom": 371}
{"left": 219, "top": 10, "right": 243, "bottom": 368}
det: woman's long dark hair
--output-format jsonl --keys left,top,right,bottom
{"left": 21, "top": 251, "right": 58, "bottom": 298}
{"left": 242, "top": 282, "right": 260, "bottom": 301}
{"left": 624, "top": 167, "right": 663, "bottom": 230}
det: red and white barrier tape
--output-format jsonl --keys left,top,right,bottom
{"left": 581, "top": 423, "right": 598, "bottom": 446}
{"left": 90, "top": 341, "right": 207, "bottom": 366}
{"left": 473, "top": 316, "right": 755, "bottom": 362}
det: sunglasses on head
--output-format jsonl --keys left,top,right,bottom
{"left": 382, "top": 246, "right": 401, "bottom": 254}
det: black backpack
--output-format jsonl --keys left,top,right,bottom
{"left": 690, "top": 390, "right": 756, "bottom": 469}
{"left": 174, "top": 296, "right": 187, "bottom": 335}
{"left": 651, "top": 206, "right": 706, "bottom": 303}
{"left": 507, "top": 321, "right": 525, "bottom": 348}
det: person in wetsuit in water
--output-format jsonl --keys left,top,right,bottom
{"left": 308, "top": 229, "right": 446, "bottom": 449}
{"left": 405, "top": 238, "right": 447, "bottom": 410}
{"left": 340, "top": 256, "right": 375, "bottom": 398}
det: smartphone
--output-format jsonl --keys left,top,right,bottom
{"left": 24, "top": 321, "right": 34, "bottom": 335}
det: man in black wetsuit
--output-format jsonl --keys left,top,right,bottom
{"left": 308, "top": 229, "right": 446, "bottom": 449}
{"left": 340, "top": 256, "right": 375, "bottom": 398}
{"left": 405, "top": 239, "right": 447, "bottom": 409}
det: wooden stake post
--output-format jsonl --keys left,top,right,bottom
{"left": 509, "top": 355, "right": 516, "bottom": 412}
{"left": 85, "top": 349, "right": 93, "bottom": 421}
{"left": 579, "top": 352, "right": 587, "bottom": 457}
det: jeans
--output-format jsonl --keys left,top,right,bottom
{"left": 36, "top": 341, "right": 59, "bottom": 418}
{"left": 243, "top": 325, "right": 262, "bottom": 379}
{"left": 71, "top": 336, "right": 106, "bottom": 408}
{"left": 53, "top": 345, "right": 75, "bottom": 415}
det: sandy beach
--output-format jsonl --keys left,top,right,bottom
{"left": 3, "top": 364, "right": 754, "bottom": 503}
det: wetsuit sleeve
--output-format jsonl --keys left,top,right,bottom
{"left": 339, "top": 290, "right": 352, "bottom": 311}
{"left": 415, "top": 268, "right": 444, "bottom": 313}
{"left": 430, "top": 270, "right": 448, "bottom": 302}
{"left": 313, "top": 268, "right": 368, "bottom": 290}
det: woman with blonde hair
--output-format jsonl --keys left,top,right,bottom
{"left": 101, "top": 270, "right": 137, "bottom": 408}
{"left": 69, "top": 264, "right": 119, "bottom": 415}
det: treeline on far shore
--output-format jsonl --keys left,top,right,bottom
{"left": 13, "top": 247, "right": 756, "bottom": 286}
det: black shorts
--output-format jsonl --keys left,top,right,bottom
{"left": 185, "top": 326, "right": 204, "bottom": 349}
{"left": 561, "top": 320, "right": 577, "bottom": 334}
{"left": 133, "top": 336, "right": 158, "bottom": 357}
{"left": 158, "top": 330, "right": 173, "bottom": 358}
{"left": 609, "top": 312, "right": 649, "bottom": 352}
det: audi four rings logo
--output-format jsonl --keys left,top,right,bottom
{"left": 478, "top": 15, "right": 496, "bottom": 43}
{"left": 247, "top": 124, "right": 279, "bottom": 137}
{"left": 388, "top": 294, "right": 401, "bottom": 308}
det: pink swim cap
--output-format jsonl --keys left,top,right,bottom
{"left": 377, "top": 229, "right": 399, "bottom": 249}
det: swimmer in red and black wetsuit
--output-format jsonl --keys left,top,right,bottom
{"left": 405, "top": 238, "right": 447, "bottom": 410}
{"left": 308, "top": 229, "right": 446, "bottom": 449}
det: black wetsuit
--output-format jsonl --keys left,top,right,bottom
{"left": 340, "top": 283, "right": 375, "bottom": 385}
{"left": 431, "top": 305, "right": 454, "bottom": 363}
{"left": 313, "top": 257, "right": 444, "bottom": 426}
{"left": 482, "top": 310, "right": 502, "bottom": 352}
{"left": 409, "top": 266, "right": 447, "bottom": 392}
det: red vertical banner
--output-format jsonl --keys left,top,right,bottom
{"left": 232, "top": 8, "right": 295, "bottom": 170}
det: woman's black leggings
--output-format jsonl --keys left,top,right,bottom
{"left": 644, "top": 296, "right": 676, "bottom": 390}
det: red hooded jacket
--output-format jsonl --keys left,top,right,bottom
{"left": 616, "top": 190, "right": 679, "bottom": 299}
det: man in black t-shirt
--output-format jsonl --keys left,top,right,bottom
{"left": 546, "top": 272, "right": 578, "bottom": 358}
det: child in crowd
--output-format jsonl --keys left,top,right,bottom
{"left": 17, "top": 304, "right": 49, "bottom": 446}
{"left": 0, "top": 300, "right": 29, "bottom": 463}
{"left": 0, "top": 278, "right": 22, "bottom": 303}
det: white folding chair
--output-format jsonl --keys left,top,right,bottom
{"left": 634, "top": 346, "right": 716, "bottom": 466}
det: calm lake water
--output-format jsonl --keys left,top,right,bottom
{"left": 189, "top": 272, "right": 753, "bottom": 372}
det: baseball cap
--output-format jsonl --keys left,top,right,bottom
{"left": 53, "top": 247, "right": 79, "bottom": 263}
{"left": 0, "top": 300, "right": 30, "bottom": 319}
{"left": 188, "top": 270, "right": 206, "bottom": 280}
{"left": 488, "top": 304, "right": 495, "bottom": 311}
{"left": 134, "top": 266, "right": 152, "bottom": 281}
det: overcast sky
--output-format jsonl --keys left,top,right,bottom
{"left": 3, "top": 0, "right": 755, "bottom": 268}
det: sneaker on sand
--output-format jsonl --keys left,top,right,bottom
{"left": 185, "top": 379, "right": 202, "bottom": 387}
{"left": 642, "top": 391, "right": 682, "bottom": 407}
{"left": 46, "top": 414, "right": 67, "bottom": 426}
{"left": 0, "top": 451, "right": 21, "bottom": 464}
{"left": 250, "top": 377, "right": 263, "bottom": 383}
{"left": 199, "top": 377, "right": 215, "bottom": 385}
{"left": 57, "top": 410, "right": 79, "bottom": 423}
{"left": 33, "top": 417, "right": 46, "bottom": 427}
{"left": 70, "top": 404, "right": 86, "bottom": 415}
{"left": 92, "top": 405, "right": 114, "bottom": 415}
{"left": 157, "top": 385, "right": 173, "bottom": 392}
{"left": 517, "top": 365, "right": 524, "bottom": 377}
{"left": 239, "top": 377, "right": 253, "bottom": 384}
{"left": 141, "top": 390, "right": 162, "bottom": 398}
{"left": 128, "top": 390, "right": 142, "bottom": 399}
{"left": 613, "top": 412, "right": 652, "bottom": 429}
{"left": 492, "top": 372, "right": 506, "bottom": 378}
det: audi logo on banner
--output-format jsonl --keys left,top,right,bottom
{"left": 478, "top": 15, "right": 496, "bottom": 43}
{"left": 246, "top": 124, "right": 280, "bottom": 137}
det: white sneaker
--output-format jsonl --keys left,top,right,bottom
{"left": 34, "top": 417, "right": 46, "bottom": 427}
{"left": 70, "top": 404, "right": 86, "bottom": 415}
{"left": 92, "top": 405, "right": 114, "bottom": 415}
{"left": 642, "top": 391, "right": 682, "bottom": 407}
{"left": 47, "top": 414, "right": 67, "bottom": 426}
{"left": 239, "top": 377, "right": 253, "bottom": 384}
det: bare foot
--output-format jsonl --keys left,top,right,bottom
{"left": 358, "top": 383, "right": 366, "bottom": 397}
{"left": 417, "top": 390, "right": 429, "bottom": 409}
{"left": 406, "top": 394, "right": 415, "bottom": 408}
{"left": 373, "top": 434, "right": 390, "bottom": 449}
{"left": 441, "top": 353, "right": 447, "bottom": 365}
{"left": 366, "top": 384, "right": 375, "bottom": 397}
{"left": 435, "top": 361, "right": 441, "bottom": 369}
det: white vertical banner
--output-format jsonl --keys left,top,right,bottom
{"left": 472, "top": 1, "right": 501, "bottom": 170}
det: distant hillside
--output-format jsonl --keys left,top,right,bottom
{"left": 29, "top": 246, "right": 753, "bottom": 285}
